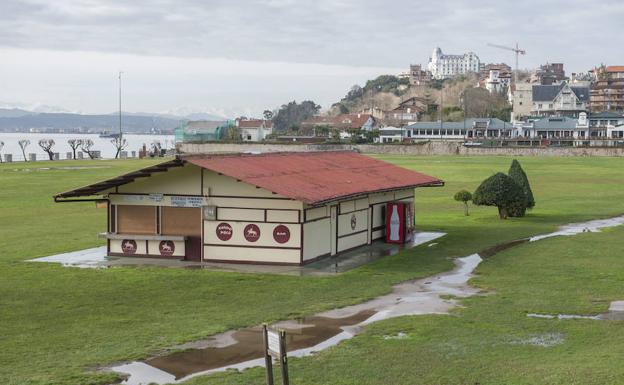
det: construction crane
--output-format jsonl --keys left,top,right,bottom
{"left": 487, "top": 43, "right": 526, "bottom": 85}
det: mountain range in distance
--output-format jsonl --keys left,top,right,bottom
{"left": 0, "top": 108, "right": 230, "bottom": 133}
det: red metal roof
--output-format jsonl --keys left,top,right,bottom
{"left": 185, "top": 151, "right": 442, "bottom": 205}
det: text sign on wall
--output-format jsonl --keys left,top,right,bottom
{"left": 171, "top": 196, "right": 203, "bottom": 208}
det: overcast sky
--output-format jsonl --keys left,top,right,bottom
{"left": 1, "top": 0, "right": 623, "bottom": 117}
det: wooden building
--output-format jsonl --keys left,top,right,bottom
{"left": 54, "top": 151, "right": 443, "bottom": 265}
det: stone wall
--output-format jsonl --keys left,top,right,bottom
{"left": 178, "top": 141, "right": 624, "bottom": 157}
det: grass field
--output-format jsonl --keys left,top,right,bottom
{"left": 1, "top": 155, "right": 624, "bottom": 385}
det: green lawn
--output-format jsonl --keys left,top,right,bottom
{"left": 1, "top": 155, "right": 624, "bottom": 385}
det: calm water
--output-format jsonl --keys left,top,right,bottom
{"left": 0, "top": 133, "right": 175, "bottom": 161}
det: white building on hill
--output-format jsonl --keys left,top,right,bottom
{"left": 428, "top": 47, "right": 480, "bottom": 79}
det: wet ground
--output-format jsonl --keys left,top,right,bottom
{"left": 28, "top": 232, "right": 446, "bottom": 275}
{"left": 110, "top": 214, "right": 624, "bottom": 385}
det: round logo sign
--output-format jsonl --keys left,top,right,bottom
{"left": 350, "top": 214, "right": 357, "bottom": 230}
{"left": 121, "top": 239, "right": 137, "bottom": 254}
{"left": 244, "top": 224, "right": 261, "bottom": 242}
{"left": 273, "top": 225, "right": 291, "bottom": 244}
{"left": 216, "top": 222, "right": 233, "bottom": 241}
{"left": 159, "top": 240, "right": 175, "bottom": 256}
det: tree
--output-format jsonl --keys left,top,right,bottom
{"left": 508, "top": 159, "right": 535, "bottom": 213}
{"left": 272, "top": 100, "right": 321, "bottom": 131}
{"left": 224, "top": 126, "right": 242, "bottom": 142}
{"left": 149, "top": 141, "right": 162, "bottom": 157}
{"left": 263, "top": 110, "right": 274, "bottom": 120}
{"left": 18, "top": 139, "right": 30, "bottom": 162}
{"left": 38, "top": 139, "right": 56, "bottom": 160}
{"left": 110, "top": 137, "right": 128, "bottom": 159}
{"left": 454, "top": 190, "right": 473, "bottom": 216}
{"left": 80, "top": 139, "right": 96, "bottom": 159}
{"left": 473, "top": 172, "right": 527, "bottom": 219}
{"left": 67, "top": 139, "right": 81, "bottom": 160}
{"left": 0, "top": 141, "right": 4, "bottom": 163}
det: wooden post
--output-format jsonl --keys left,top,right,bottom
{"left": 279, "top": 330, "right": 289, "bottom": 385}
{"left": 262, "top": 324, "right": 274, "bottom": 385}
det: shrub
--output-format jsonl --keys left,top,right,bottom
{"left": 508, "top": 159, "right": 535, "bottom": 213}
{"left": 454, "top": 190, "right": 473, "bottom": 216}
{"left": 473, "top": 173, "right": 527, "bottom": 219}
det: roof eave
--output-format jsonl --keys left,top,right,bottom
{"left": 305, "top": 181, "right": 445, "bottom": 207}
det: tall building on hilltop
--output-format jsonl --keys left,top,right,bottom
{"left": 427, "top": 47, "right": 480, "bottom": 79}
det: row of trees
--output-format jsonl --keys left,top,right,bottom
{"left": 8, "top": 137, "right": 128, "bottom": 162}
{"left": 454, "top": 160, "right": 535, "bottom": 219}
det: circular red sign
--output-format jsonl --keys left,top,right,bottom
{"left": 244, "top": 224, "right": 261, "bottom": 242}
{"left": 216, "top": 223, "right": 233, "bottom": 241}
{"left": 273, "top": 225, "right": 291, "bottom": 244}
{"left": 121, "top": 239, "right": 137, "bottom": 254}
{"left": 159, "top": 240, "right": 175, "bottom": 256}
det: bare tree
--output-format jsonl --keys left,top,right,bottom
{"left": 110, "top": 137, "right": 128, "bottom": 159}
{"left": 149, "top": 141, "right": 162, "bottom": 157}
{"left": 80, "top": 139, "right": 96, "bottom": 159}
{"left": 67, "top": 139, "right": 81, "bottom": 160}
{"left": 18, "top": 139, "right": 31, "bottom": 162}
{"left": 38, "top": 139, "right": 56, "bottom": 160}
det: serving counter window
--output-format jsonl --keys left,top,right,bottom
{"left": 116, "top": 205, "right": 157, "bottom": 234}
{"left": 161, "top": 207, "right": 201, "bottom": 236}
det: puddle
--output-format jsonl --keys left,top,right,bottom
{"left": 28, "top": 246, "right": 108, "bottom": 268}
{"left": 103, "top": 214, "right": 624, "bottom": 384}
{"left": 529, "top": 216, "right": 624, "bottom": 242}
{"left": 510, "top": 332, "right": 565, "bottom": 347}
{"left": 527, "top": 301, "right": 624, "bottom": 321}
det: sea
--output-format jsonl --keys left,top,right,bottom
{"left": 0, "top": 132, "right": 175, "bottom": 161}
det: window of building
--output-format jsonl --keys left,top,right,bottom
{"left": 117, "top": 205, "right": 156, "bottom": 235}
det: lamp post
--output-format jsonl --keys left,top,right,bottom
{"left": 118, "top": 71, "right": 124, "bottom": 141}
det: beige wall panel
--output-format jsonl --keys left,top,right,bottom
{"left": 147, "top": 240, "right": 185, "bottom": 257}
{"left": 204, "top": 221, "right": 301, "bottom": 248}
{"left": 118, "top": 164, "right": 201, "bottom": 195}
{"left": 203, "top": 170, "right": 285, "bottom": 198}
{"left": 218, "top": 208, "right": 265, "bottom": 222}
{"left": 372, "top": 203, "right": 385, "bottom": 228}
{"left": 337, "top": 232, "right": 368, "bottom": 252}
{"left": 369, "top": 192, "right": 394, "bottom": 204}
{"left": 266, "top": 210, "right": 299, "bottom": 223}
{"left": 303, "top": 218, "right": 331, "bottom": 260}
{"left": 305, "top": 206, "right": 328, "bottom": 221}
{"left": 355, "top": 198, "right": 369, "bottom": 211}
{"left": 206, "top": 197, "right": 302, "bottom": 210}
{"left": 395, "top": 189, "right": 414, "bottom": 200}
{"left": 372, "top": 229, "right": 385, "bottom": 240}
{"left": 337, "top": 209, "right": 368, "bottom": 237}
{"left": 110, "top": 239, "right": 148, "bottom": 255}
{"left": 203, "top": 246, "right": 300, "bottom": 264}
{"left": 339, "top": 200, "right": 355, "bottom": 214}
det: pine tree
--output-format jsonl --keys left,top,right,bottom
{"left": 508, "top": 159, "right": 535, "bottom": 210}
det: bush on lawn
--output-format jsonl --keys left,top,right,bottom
{"left": 473, "top": 172, "right": 527, "bottom": 219}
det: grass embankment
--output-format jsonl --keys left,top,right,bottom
{"left": 1, "top": 156, "right": 623, "bottom": 385}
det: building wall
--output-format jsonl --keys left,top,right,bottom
{"left": 301, "top": 189, "right": 415, "bottom": 261}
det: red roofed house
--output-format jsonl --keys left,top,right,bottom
{"left": 54, "top": 151, "right": 443, "bottom": 265}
